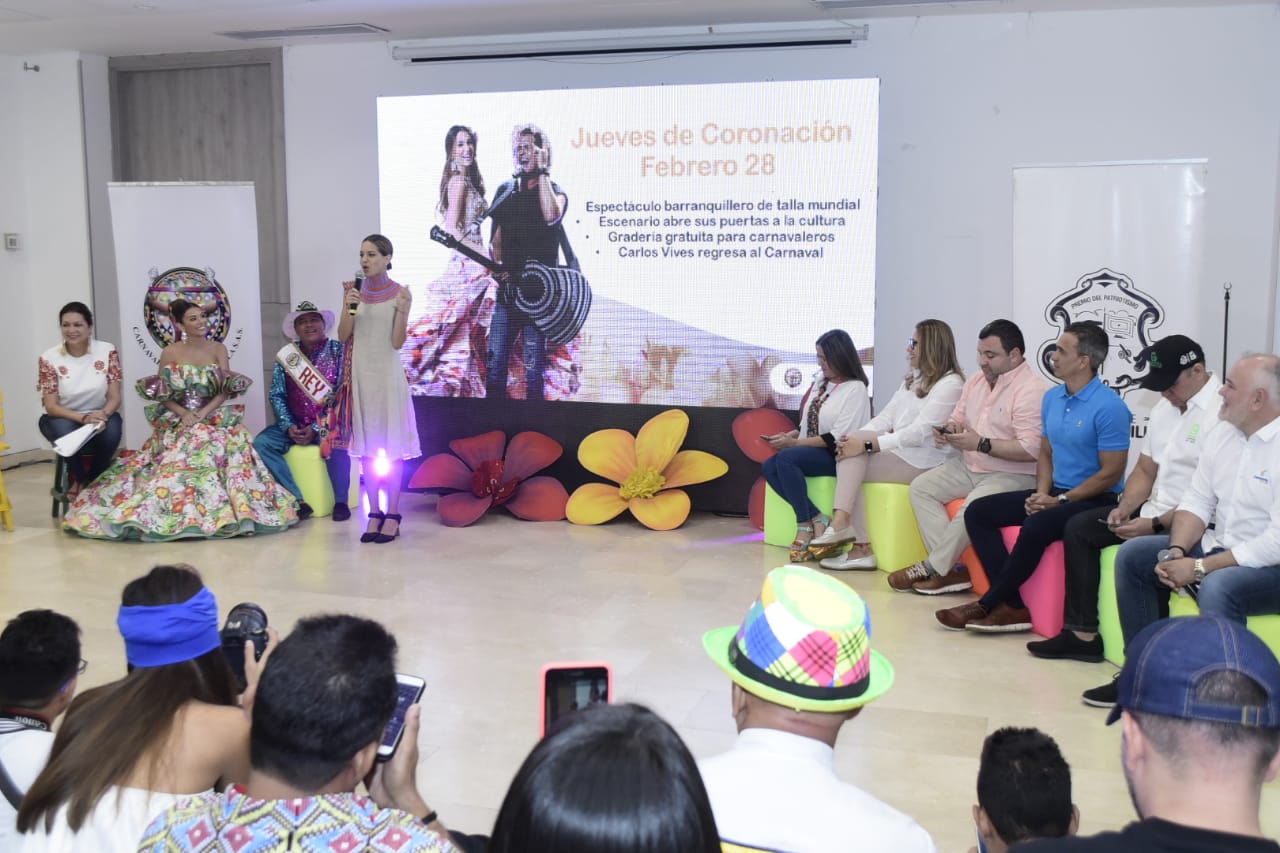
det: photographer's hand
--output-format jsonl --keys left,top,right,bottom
{"left": 368, "top": 705, "right": 449, "bottom": 833}
{"left": 239, "top": 626, "right": 279, "bottom": 716}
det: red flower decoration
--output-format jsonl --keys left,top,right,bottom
{"left": 731, "top": 407, "right": 799, "bottom": 530}
{"left": 408, "top": 430, "right": 569, "bottom": 527}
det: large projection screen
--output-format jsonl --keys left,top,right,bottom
{"left": 377, "top": 78, "right": 878, "bottom": 511}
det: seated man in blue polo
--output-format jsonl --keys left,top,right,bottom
{"left": 1082, "top": 353, "right": 1280, "bottom": 709}
{"left": 699, "top": 565, "right": 938, "bottom": 853}
{"left": 253, "top": 302, "right": 351, "bottom": 521}
{"left": 935, "top": 321, "right": 1131, "bottom": 632}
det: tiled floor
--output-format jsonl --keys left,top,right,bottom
{"left": 1, "top": 460, "right": 1276, "bottom": 850}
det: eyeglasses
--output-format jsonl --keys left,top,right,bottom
{"left": 907, "top": 338, "right": 918, "bottom": 350}
{"left": 76, "top": 658, "right": 88, "bottom": 675}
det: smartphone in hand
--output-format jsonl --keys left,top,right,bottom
{"left": 541, "top": 661, "right": 612, "bottom": 737}
{"left": 377, "top": 673, "right": 426, "bottom": 762}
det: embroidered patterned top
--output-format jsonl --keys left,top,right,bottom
{"left": 136, "top": 786, "right": 457, "bottom": 853}
{"left": 270, "top": 338, "right": 345, "bottom": 429}
{"left": 36, "top": 339, "right": 123, "bottom": 412}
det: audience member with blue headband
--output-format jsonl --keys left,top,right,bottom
{"left": 16, "top": 564, "right": 271, "bottom": 853}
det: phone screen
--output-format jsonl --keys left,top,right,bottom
{"left": 542, "top": 663, "right": 611, "bottom": 736}
{"left": 377, "top": 674, "right": 425, "bottom": 761}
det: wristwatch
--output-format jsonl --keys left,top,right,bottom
{"left": 1057, "top": 494, "right": 1069, "bottom": 504}
{"left": 863, "top": 440, "right": 875, "bottom": 454}
{"left": 1150, "top": 515, "right": 1165, "bottom": 534}
{"left": 1192, "top": 559, "right": 1206, "bottom": 583}
{"left": 977, "top": 437, "right": 993, "bottom": 455}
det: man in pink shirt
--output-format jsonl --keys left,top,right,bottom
{"left": 889, "top": 319, "right": 1049, "bottom": 594}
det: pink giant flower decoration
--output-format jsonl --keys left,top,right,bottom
{"left": 409, "top": 430, "right": 568, "bottom": 527}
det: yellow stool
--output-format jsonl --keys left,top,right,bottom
{"left": 284, "top": 445, "right": 359, "bottom": 517}
{"left": 0, "top": 391, "right": 12, "bottom": 531}
{"left": 763, "top": 477, "right": 837, "bottom": 547}
{"left": 862, "top": 482, "right": 928, "bottom": 573}
{"left": 1098, "top": 545, "right": 1125, "bottom": 665}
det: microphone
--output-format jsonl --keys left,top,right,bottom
{"left": 348, "top": 270, "right": 364, "bottom": 316}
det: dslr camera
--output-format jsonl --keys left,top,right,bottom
{"left": 220, "top": 602, "right": 269, "bottom": 691}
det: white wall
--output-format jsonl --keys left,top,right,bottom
{"left": 282, "top": 3, "right": 1280, "bottom": 382}
{"left": 0, "top": 52, "right": 94, "bottom": 456}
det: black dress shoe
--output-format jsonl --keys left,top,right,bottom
{"left": 1026, "top": 630, "right": 1105, "bottom": 663}
{"left": 374, "top": 513, "right": 401, "bottom": 544}
{"left": 360, "top": 512, "right": 385, "bottom": 543}
{"left": 331, "top": 502, "right": 351, "bottom": 522}
{"left": 297, "top": 501, "right": 314, "bottom": 520}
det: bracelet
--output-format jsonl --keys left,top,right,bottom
{"left": 420, "top": 811, "right": 438, "bottom": 826}
{"left": 1167, "top": 545, "right": 1186, "bottom": 556}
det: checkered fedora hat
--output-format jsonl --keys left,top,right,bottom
{"left": 703, "top": 566, "right": 894, "bottom": 712}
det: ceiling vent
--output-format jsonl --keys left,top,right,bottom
{"left": 220, "top": 23, "right": 389, "bottom": 41}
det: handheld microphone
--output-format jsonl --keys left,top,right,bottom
{"left": 348, "top": 270, "right": 364, "bottom": 316}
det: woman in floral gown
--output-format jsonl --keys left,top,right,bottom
{"left": 63, "top": 299, "right": 298, "bottom": 541}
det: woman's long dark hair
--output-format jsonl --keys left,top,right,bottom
{"left": 437, "top": 124, "right": 486, "bottom": 218}
{"left": 17, "top": 565, "right": 238, "bottom": 834}
{"left": 488, "top": 703, "right": 721, "bottom": 853}
{"left": 816, "top": 328, "right": 870, "bottom": 386}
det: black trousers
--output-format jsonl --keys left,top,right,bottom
{"left": 1060, "top": 504, "right": 1131, "bottom": 633}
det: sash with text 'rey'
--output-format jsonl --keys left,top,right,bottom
{"left": 275, "top": 342, "right": 334, "bottom": 408}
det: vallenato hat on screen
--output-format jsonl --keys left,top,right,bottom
{"left": 1137, "top": 334, "right": 1205, "bottom": 392}
{"left": 703, "top": 565, "right": 894, "bottom": 712}
{"left": 282, "top": 300, "right": 336, "bottom": 340}
{"left": 1107, "top": 615, "right": 1280, "bottom": 727}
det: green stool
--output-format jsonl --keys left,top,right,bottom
{"left": 1101, "top": 559, "right": 1280, "bottom": 664}
{"left": 1098, "top": 545, "right": 1124, "bottom": 665}
{"left": 862, "top": 482, "right": 928, "bottom": 573}
{"left": 284, "top": 445, "right": 359, "bottom": 517}
{"left": 763, "top": 477, "right": 836, "bottom": 547}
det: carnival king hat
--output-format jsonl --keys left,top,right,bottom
{"left": 703, "top": 565, "right": 894, "bottom": 712}
{"left": 282, "top": 300, "right": 336, "bottom": 339}
{"left": 1137, "top": 334, "right": 1205, "bottom": 392}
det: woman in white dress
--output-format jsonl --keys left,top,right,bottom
{"left": 338, "top": 234, "right": 419, "bottom": 544}
{"left": 812, "top": 319, "right": 965, "bottom": 570}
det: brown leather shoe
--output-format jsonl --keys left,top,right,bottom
{"left": 913, "top": 567, "right": 972, "bottom": 596}
{"left": 965, "top": 603, "right": 1033, "bottom": 634}
{"left": 888, "top": 561, "right": 933, "bottom": 592}
{"left": 935, "top": 601, "right": 988, "bottom": 631}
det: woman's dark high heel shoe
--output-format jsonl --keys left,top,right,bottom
{"left": 360, "top": 511, "right": 385, "bottom": 543}
{"left": 374, "top": 513, "right": 401, "bottom": 544}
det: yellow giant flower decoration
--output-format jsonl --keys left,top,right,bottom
{"left": 567, "top": 409, "right": 729, "bottom": 530}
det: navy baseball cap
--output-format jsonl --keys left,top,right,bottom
{"left": 1107, "top": 616, "right": 1280, "bottom": 727}
{"left": 1137, "top": 335, "right": 1205, "bottom": 392}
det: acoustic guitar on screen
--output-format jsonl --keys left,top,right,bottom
{"left": 429, "top": 225, "right": 592, "bottom": 345}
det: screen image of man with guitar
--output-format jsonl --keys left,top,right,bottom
{"left": 485, "top": 124, "right": 570, "bottom": 400}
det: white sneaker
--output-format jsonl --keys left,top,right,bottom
{"left": 810, "top": 526, "right": 858, "bottom": 547}
{"left": 819, "top": 552, "right": 878, "bottom": 571}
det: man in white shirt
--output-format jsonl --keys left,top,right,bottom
{"left": 0, "top": 610, "right": 82, "bottom": 850}
{"left": 1030, "top": 335, "right": 1220, "bottom": 663}
{"left": 1084, "top": 353, "right": 1280, "bottom": 708}
{"left": 699, "top": 565, "right": 938, "bottom": 853}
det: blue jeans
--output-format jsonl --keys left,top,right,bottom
{"left": 39, "top": 413, "right": 123, "bottom": 486}
{"left": 762, "top": 446, "right": 836, "bottom": 526}
{"left": 486, "top": 302, "right": 546, "bottom": 400}
{"left": 1116, "top": 533, "right": 1280, "bottom": 647}
{"left": 253, "top": 424, "right": 351, "bottom": 504}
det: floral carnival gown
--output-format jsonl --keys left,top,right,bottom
{"left": 63, "top": 363, "right": 299, "bottom": 542}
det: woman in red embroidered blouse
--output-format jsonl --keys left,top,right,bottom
{"left": 36, "top": 301, "right": 123, "bottom": 488}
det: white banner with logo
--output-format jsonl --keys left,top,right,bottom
{"left": 1012, "top": 162, "right": 1208, "bottom": 465}
{"left": 108, "top": 183, "right": 266, "bottom": 448}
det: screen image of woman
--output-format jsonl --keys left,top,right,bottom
{"left": 61, "top": 299, "right": 299, "bottom": 541}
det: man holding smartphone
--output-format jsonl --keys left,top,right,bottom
{"left": 138, "top": 615, "right": 454, "bottom": 852}
{"left": 1029, "top": 335, "right": 1220, "bottom": 664}
{"left": 1082, "top": 353, "right": 1280, "bottom": 709}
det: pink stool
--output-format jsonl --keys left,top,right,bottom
{"left": 999, "top": 527, "right": 1065, "bottom": 639}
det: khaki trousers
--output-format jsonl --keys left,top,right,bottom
{"left": 907, "top": 456, "right": 1037, "bottom": 572}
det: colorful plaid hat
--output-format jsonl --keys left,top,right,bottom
{"left": 702, "top": 566, "right": 894, "bottom": 712}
